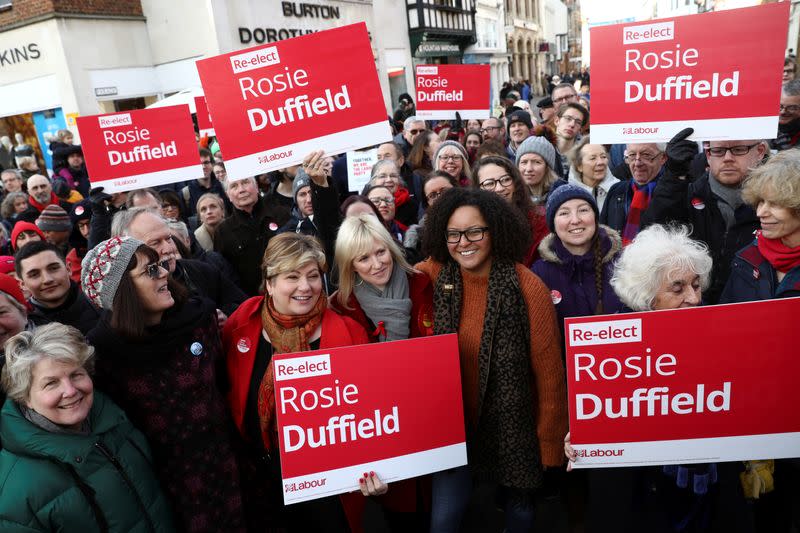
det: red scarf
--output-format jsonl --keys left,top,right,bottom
{"left": 29, "top": 192, "right": 60, "bottom": 213}
{"left": 394, "top": 186, "right": 410, "bottom": 208}
{"left": 256, "top": 295, "right": 326, "bottom": 450}
{"left": 757, "top": 231, "right": 800, "bottom": 273}
{"left": 622, "top": 180, "right": 657, "bottom": 246}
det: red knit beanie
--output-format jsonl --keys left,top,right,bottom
{"left": 11, "top": 221, "right": 45, "bottom": 251}
{"left": 0, "top": 273, "right": 26, "bottom": 308}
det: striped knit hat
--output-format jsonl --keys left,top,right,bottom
{"left": 81, "top": 236, "right": 144, "bottom": 310}
{"left": 36, "top": 204, "right": 72, "bottom": 232}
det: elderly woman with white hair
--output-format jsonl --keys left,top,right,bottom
{"left": 610, "top": 224, "right": 711, "bottom": 311}
{"left": 565, "top": 225, "right": 754, "bottom": 532}
{"left": 0, "top": 323, "right": 174, "bottom": 531}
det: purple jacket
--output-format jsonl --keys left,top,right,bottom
{"left": 531, "top": 225, "right": 624, "bottom": 329}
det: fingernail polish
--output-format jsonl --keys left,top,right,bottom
{"left": 363, "top": 472, "right": 368, "bottom": 478}
{"left": 370, "top": 471, "right": 375, "bottom": 477}
{"left": 359, "top": 478, "right": 365, "bottom": 484}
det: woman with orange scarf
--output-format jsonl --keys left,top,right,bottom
{"left": 222, "top": 232, "right": 383, "bottom": 532}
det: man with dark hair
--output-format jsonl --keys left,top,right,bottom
{"left": 15, "top": 240, "right": 98, "bottom": 334}
{"left": 181, "top": 148, "right": 229, "bottom": 217}
{"left": 393, "top": 93, "right": 416, "bottom": 126}
{"left": 554, "top": 103, "right": 589, "bottom": 177}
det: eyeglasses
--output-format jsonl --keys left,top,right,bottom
{"left": 780, "top": 104, "right": 800, "bottom": 113}
{"left": 201, "top": 160, "right": 213, "bottom": 166}
{"left": 408, "top": 129, "right": 425, "bottom": 135}
{"left": 375, "top": 173, "right": 400, "bottom": 181}
{"left": 161, "top": 204, "right": 179, "bottom": 210}
{"left": 438, "top": 154, "right": 461, "bottom": 162}
{"left": 143, "top": 260, "right": 170, "bottom": 279}
{"left": 624, "top": 152, "right": 661, "bottom": 163}
{"left": 426, "top": 187, "right": 453, "bottom": 202}
{"left": 480, "top": 126, "right": 501, "bottom": 134}
{"left": 445, "top": 227, "right": 489, "bottom": 243}
{"left": 553, "top": 94, "right": 577, "bottom": 104}
{"left": 369, "top": 196, "right": 395, "bottom": 206}
{"left": 560, "top": 115, "right": 584, "bottom": 126}
{"left": 479, "top": 175, "right": 514, "bottom": 190}
{"left": 706, "top": 144, "right": 760, "bottom": 157}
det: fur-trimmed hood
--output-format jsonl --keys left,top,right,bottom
{"left": 537, "top": 224, "right": 621, "bottom": 265}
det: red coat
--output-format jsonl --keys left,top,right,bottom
{"left": 329, "top": 271, "right": 434, "bottom": 340}
{"left": 222, "top": 296, "right": 370, "bottom": 532}
{"left": 524, "top": 208, "right": 549, "bottom": 266}
{"left": 222, "top": 295, "right": 369, "bottom": 435}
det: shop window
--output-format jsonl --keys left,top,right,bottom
{"left": 0, "top": 0, "right": 11, "bottom": 12}
{"left": 113, "top": 98, "right": 147, "bottom": 112}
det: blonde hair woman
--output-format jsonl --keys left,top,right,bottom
{"left": 331, "top": 214, "right": 433, "bottom": 341}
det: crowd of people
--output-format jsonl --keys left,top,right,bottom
{"left": 0, "top": 53, "right": 797, "bottom": 533}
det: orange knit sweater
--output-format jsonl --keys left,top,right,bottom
{"left": 416, "top": 259, "right": 568, "bottom": 467}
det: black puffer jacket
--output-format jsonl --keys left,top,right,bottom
{"left": 641, "top": 171, "right": 758, "bottom": 304}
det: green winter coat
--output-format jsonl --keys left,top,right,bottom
{"left": 0, "top": 391, "right": 174, "bottom": 532}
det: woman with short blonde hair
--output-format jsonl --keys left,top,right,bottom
{"left": 333, "top": 214, "right": 413, "bottom": 311}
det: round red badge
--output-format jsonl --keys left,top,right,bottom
{"left": 269, "top": 222, "right": 278, "bottom": 231}
{"left": 550, "top": 289, "right": 562, "bottom": 305}
{"left": 691, "top": 197, "right": 705, "bottom": 210}
{"left": 75, "top": 205, "right": 85, "bottom": 215}
{"left": 237, "top": 338, "right": 251, "bottom": 353}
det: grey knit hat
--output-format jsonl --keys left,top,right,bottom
{"left": 515, "top": 135, "right": 557, "bottom": 169}
{"left": 432, "top": 140, "right": 468, "bottom": 167}
{"left": 292, "top": 169, "right": 312, "bottom": 201}
{"left": 81, "top": 236, "right": 144, "bottom": 310}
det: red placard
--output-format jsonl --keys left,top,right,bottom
{"left": 589, "top": 3, "right": 789, "bottom": 144}
{"left": 565, "top": 298, "right": 800, "bottom": 468}
{"left": 76, "top": 105, "right": 203, "bottom": 193}
{"left": 273, "top": 334, "right": 467, "bottom": 504}
{"left": 196, "top": 23, "right": 391, "bottom": 182}
{"left": 194, "top": 96, "right": 215, "bottom": 137}
{"left": 415, "top": 64, "right": 491, "bottom": 120}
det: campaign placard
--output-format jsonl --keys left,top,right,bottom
{"left": 273, "top": 334, "right": 467, "bottom": 504}
{"left": 196, "top": 23, "right": 391, "bottom": 181}
{"left": 415, "top": 64, "right": 491, "bottom": 120}
{"left": 589, "top": 3, "right": 789, "bottom": 143}
{"left": 76, "top": 105, "right": 203, "bottom": 193}
{"left": 566, "top": 298, "right": 800, "bottom": 468}
{"left": 346, "top": 148, "right": 378, "bottom": 192}
{"left": 194, "top": 96, "right": 215, "bottom": 138}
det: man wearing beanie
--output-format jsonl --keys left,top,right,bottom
{"left": 35, "top": 204, "right": 72, "bottom": 253}
{"left": 506, "top": 110, "right": 534, "bottom": 159}
{"left": 278, "top": 169, "right": 316, "bottom": 236}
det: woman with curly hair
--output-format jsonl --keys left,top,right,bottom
{"left": 473, "top": 155, "right": 549, "bottom": 265}
{"left": 417, "top": 188, "right": 567, "bottom": 533}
